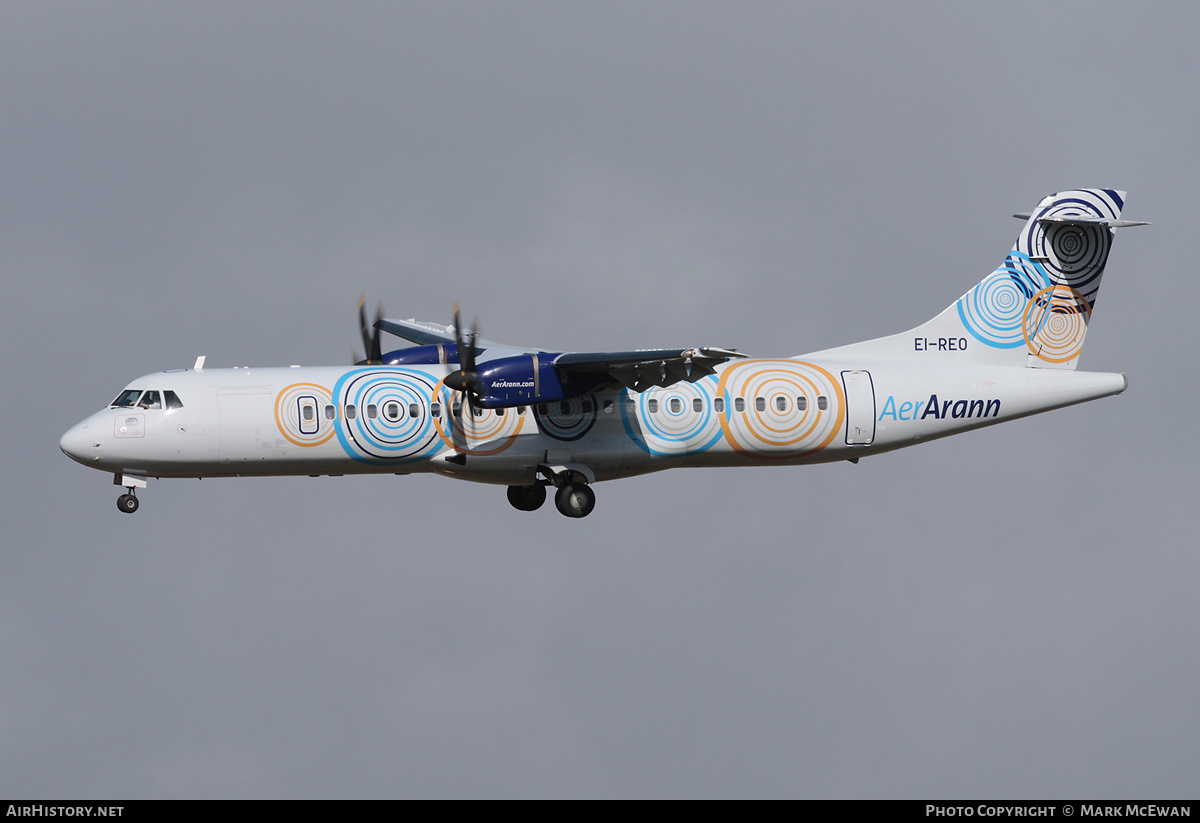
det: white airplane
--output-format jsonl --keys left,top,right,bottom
{"left": 61, "top": 189, "right": 1145, "bottom": 517}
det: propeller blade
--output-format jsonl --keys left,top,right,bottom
{"left": 358, "top": 295, "right": 374, "bottom": 363}
{"left": 449, "top": 303, "right": 481, "bottom": 410}
{"left": 467, "top": 316, "right": 480, "bottom": 375}
{"left": 370, "top": 301, "right": 385, "bottom": 364}
{"left": 355, "top": 295, "right": 387, "bottom": 365}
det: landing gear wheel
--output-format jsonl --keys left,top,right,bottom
{"left": 507, "top": 483, "right": 547, "bottom": 512}
{"left": 554, "top": 483, "right": 595, "bottom": 518}
{"left": 117, "top": 493, "right": 139, "bottom": 514}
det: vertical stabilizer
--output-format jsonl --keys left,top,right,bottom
{"left": 808, "top": 189, "right": 1144, "bottom": 368}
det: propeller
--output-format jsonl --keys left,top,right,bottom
{"left": 443, "top": 303, "right": 481, "bottom": 412}
{"left": 354, "top": 295, "right": 386, "bottom": 365}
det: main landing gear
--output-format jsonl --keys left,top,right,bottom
{"left": 507, "top": 467, "right": 597, "bottom": 518}
{"left": 506, "top": 483, "right": 547, "bottom": 511}
{"left": 554, "top": 483, "right": 595, "bottom": 518}
{"left": 117, "top": 490, "right": 139, "bottom": 514}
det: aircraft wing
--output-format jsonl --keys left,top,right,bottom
{"left": 553, "top": 347, "right": 748, "bottom": 391}
{"left": 376, "top": 318, "right": 540, "bottom": 360}
{"left": 378, "top": 317, "right": 746, "bottom": 393}
{"left": 378, "top": 318, "right": 472, "bottom": 347}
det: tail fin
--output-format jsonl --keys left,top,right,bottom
{"left": 811, "top": 189, "right": 1145, "bottom": 369}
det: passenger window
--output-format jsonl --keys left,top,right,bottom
{"left": 112, "top": 390, "right": 141, "bottom": 408}
{"left": 139, "top": 391, "right": 161, "bottom": 409}
{"left": 473, "top": 406, "right": 484, "bottom": 418}
{"left": 603, "top": 400, "right": 614, "bottom": 414}
{"left": 693, "top": 398, "right": 703, "bottom": 413}
{"left": 346, "top": 404, "right": 357, "bottom": 420}
{"left": 775, "top": 396, "right": 787, "bottom": 413}
{"left": 517, "top": 406, "right": 526, "bottom": 415}
{"left": 714, "top": 397, "right": 725, "bottom": 413}
{"left": 302, "top": 405, "right": 315, "bottom": 422}
{"left": 796, "top": 396, "right": 807, "bottom": 411}
{"left": 384, "top": 402, "right": 400, "bottom": 420}
{"left": 367, "top": 404, "right": 378, "bottom": 419}
{"left": 409, "top": 403, "right": 419, "bottom": 419}
{"left": 648, "top": 399, "right": 658, "bottom": 413}
{"left": 164, "top": 390, "right": 184, "bottom": 410}
{"left": 582, "top": 399, "right": 593, "bottom": 413}
{"left": 452, "top": 400, "right": 462, "bottom": 417}
{"left": 669, "top": 397, "right": 682, "bottom": 414}
{"left": 817, "top": 395, "right": 828, "bottom": 410}
{"left": 431, "top": 402, "right": 441, "bottom": 418}
{"left": 325, "top": 405, "right": 336, "bottom": 420}
{"left": 735, "top": 398, "right": 745, "bottom": 413}
{"left": 559, "top": 401, "right": 571, "bottom": 415}
{"left": 495, "top": 408, "right": 504, "bottom": 417}
{"left": 755, "top": 397, "right": 765, "bottom": 412}
{"left": 625, "top": 398, "right": 636, "bottom": 414}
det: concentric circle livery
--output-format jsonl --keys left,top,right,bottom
{"left": 334, "top": 368, "right": 443, "bottom": 463}
{"left": 716, "top": 360, "right": 845, "bottom": 458}
{"left": 275, "top": 383, "right": 337, "bottom": 447}
{"left": 622, "top": 381, "right": 722, "bottom": 455}
{"left": 535, "top": 397, "right": 597, "bottom": 441}
{"left": 433, "top": 380, "right": 525, "bottom": 455}
{"left": 958, "top": 252, "right": 1051, "bottom": 349}
{"left": 948, "top": 189, "right": 1126, "bottom": 364}
{"left": 1022, "top": 188, "right": 1119, "bottom": 303}
{"left": 1024, "top": 285, "right": 1091, "bottom": 363}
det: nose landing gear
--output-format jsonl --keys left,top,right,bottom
{"left": 113, "top": 473, "right": 146, "bottom": 514}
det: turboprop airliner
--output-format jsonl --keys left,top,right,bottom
{"left": 61, "top": 189, "right": 1145, "bottom": 517}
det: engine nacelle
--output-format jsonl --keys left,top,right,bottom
{"left": 476, "top": 354, "right": 608, "bottom": 408}
{"left": 383, "top": 344, "right": 459, "bottom": 366}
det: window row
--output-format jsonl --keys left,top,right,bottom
{"left": 303, "top": 401, "right": 521, "bottom": 422}
{"left": 640, "top": 395, "right": 828, "bottom": 414}
{"left": 301, "top": 394, "right": 829, "bottom": 422}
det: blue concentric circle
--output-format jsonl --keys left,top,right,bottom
{"left": 333, "top": 369, "right": 441, "bottom": 463}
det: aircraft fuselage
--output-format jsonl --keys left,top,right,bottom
{"left": 60, "top": 358, "right": 1126, "bottom": 488}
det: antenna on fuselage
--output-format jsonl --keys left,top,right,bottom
{"left": 193, "top": 356, "right": 206, "bottom": 370}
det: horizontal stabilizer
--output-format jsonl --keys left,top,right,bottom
{"left": 1013, "top": 212, "right": 1149, "bottom": 228}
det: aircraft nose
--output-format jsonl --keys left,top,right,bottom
{"left": 59, "top": 420, "right": 95, "bottom": 464}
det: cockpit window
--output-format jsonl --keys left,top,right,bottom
{"left": 112, "top": 389, "right": 142, "bottom": 408}
{"left": 164, "top": 390, "right": 184, "bottom": 410}
{"left": 138, "top": 391, "right": 161, "bottom": 409}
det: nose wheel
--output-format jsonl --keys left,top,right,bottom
{"left": 117, "top": 491, "right": 139, "bottom": 514}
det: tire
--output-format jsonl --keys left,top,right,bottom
{"left": 507, "top": 483, "right": 547, "bottom": 512}
{"left": 554, "top": 483, "right": 595, "bottom": 518}
{"left": 117, "top": 494, "right": 139, "bottom": 514}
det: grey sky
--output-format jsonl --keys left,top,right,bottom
{"left": 3, "top": 1, "right": 1198, "bottom": 798}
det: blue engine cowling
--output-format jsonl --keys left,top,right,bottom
{"left": 382, "top": 344, "right": 460, "bottom": 366}
{"left": 476, "top": 354, "right": 607, "bottom": 407}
